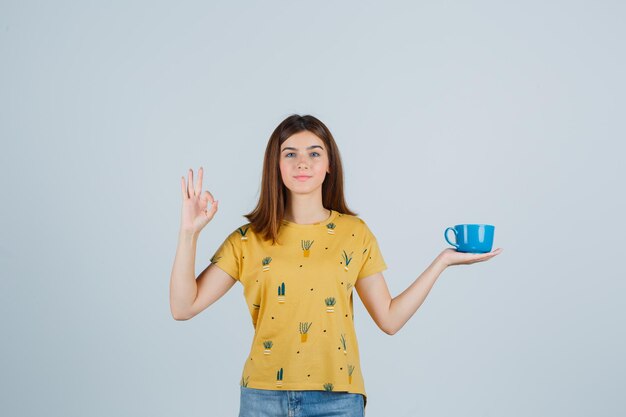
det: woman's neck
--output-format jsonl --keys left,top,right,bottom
{"left": 284, "top": 201, "right": 330, "bottom": 225}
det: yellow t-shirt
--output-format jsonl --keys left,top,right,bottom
{"left": 210, "top": 209, "right": 387, "bottom": 406}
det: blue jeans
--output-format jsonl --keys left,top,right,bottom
{"left": 239, "top": 386, "right": 365, "bottom": 417}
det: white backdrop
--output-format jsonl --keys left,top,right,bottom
{"left": 1, "top": 1, "right": 624, "bottom": 416}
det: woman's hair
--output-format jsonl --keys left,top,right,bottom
{"left": 243, "top": 114, "right": 357, "bottom": 245}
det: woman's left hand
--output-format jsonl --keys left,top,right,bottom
{"left": 438, "top": 247, "right": 503, "bottom": 267}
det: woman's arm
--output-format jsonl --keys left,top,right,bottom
{"left": 170, "top": 167, "right": 221, "bottom": 320}
{"left": 355, "top": 258, "right": 445, "bottom": 335}
{"left": 355, "top": 248, "right": 502, "bottom": 335}
{"left": 169, "top": 230, "right": 201, "bottom": 320}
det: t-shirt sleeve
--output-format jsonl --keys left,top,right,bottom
{"left": 210, "top": 229, "right": 242, "bottom": 281}
{"left": 357, "top": 221, "right": 387, "bottom": 280}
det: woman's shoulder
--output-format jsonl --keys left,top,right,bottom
{"left": 335, "top": 211, "right": 368, "bottom": 226}
{"left": 219, "top": 222, "right": 253, "bottom": 242}
{"left": 336, "top": 212, "right": 383, "bottom": 241}
{"left": 231, "top": 222, "right": 253, "bottom": 238}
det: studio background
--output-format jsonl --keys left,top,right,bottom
{"left": 1, "top": 1, "right": 624, "bottom": 416}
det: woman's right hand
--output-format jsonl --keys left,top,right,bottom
{"left": 180, "top": 167, "right": 218, "bottom": 234}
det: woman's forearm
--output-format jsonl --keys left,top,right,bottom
{"left": 387, "top": 256, "right": 448, "bottom": 334}
{"left": 169, "top": 230, "right": 200, "bottom": 320}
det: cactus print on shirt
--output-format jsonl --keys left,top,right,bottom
{"left": 210, "top": 210, "right": 387, "bottom": 407}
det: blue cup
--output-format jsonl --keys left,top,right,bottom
{"left": 444, "top": 224, "right": 495, "bottom": 253}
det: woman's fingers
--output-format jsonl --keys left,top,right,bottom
{"left": 181, "top": 167, "right": 215, "bottom": 204}
{"left": 187, "top": 169, "right": 195, "bottom": 197}
{"left": 476, "top": 248, "right": 502, "bottom": 262}
{"left": 206, "top": 191, "right": 218, "bottom": 210}
{"left": 181, "top": 176, "right": 188, "bottom": 199}
{"left": 442, "top": 247, "right": 502, "bottom": 267}
{"left": 205, "top": 189, "right": 215, "bottom": 204}
{"left": 195, "top": 167, "right": 203, "bottom": 197}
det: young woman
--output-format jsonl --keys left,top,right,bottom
{"left": 170, "top": 114, "right": 503, "bottom": 417}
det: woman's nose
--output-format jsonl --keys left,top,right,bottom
{"left": 297, "top": 158, "right": 309, "bottom": 168}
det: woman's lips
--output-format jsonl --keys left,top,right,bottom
{"left": 294, "top": 176, "right": 311, "bottom": 181}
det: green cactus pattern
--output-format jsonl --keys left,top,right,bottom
{"left": 276, "top": 368, "right": 284, "bottom": 387}
{"left": 340, "top": 333, "right": 347, "bottom": 354}
{"left": 341, "top": 250, "right": 354, "bottom": 272}
{"left": 278, "top": 282, "right": 286, "bottom": 303}
{"left": 237, "top": 226, "right": 249, "bottom": 240}
{"left": 262, "top": 256, "right": 272, "bottom": 271}
{"left": 241, "top": 375, "right": 250, "bottom": 387}
{"left": 323, "top": 383, "right": 334, "bottom": 391}
{"left": 301, "top": 240, "right": 314, "bottom": 257}
{"left": 299, "top": 322, "right": 312, "bottom": 334}
{"left": 326, "top": 223, "right": 336, "bottom": 235}
{"left": 300, "top": 321, "right": 312, "bottom": 342}
{"left": 348, "top": 365, "right": 355, "bottom": 384}
{"left": 210, "top": 254, "right": 221, "bottom": 263}
{"left": 263, "top": 340, "right": 273, "bottom": 355}
{"left": 325, "top": 297, "right": 336, "bottom": 312}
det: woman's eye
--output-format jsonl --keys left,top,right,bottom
{"left": 285, "top": 152, "right": 321, "bottom": 158}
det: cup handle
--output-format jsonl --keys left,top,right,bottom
{"left": 444, "top": 227, "right": 459, "bottom": 249}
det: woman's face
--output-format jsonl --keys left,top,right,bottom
{"left": 279, "top": 131, "right": 330, "bottom": 198}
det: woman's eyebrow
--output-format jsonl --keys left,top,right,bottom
{"left": 281, "top": 145, "right": 324, "bottom": 152}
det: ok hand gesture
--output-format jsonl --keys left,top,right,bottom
{"left": 180, "top": 167, "right": 218, "bottom": 234}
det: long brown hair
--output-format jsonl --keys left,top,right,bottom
{"left": 243, "top": 114, "right": 357, "bottom": 245}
